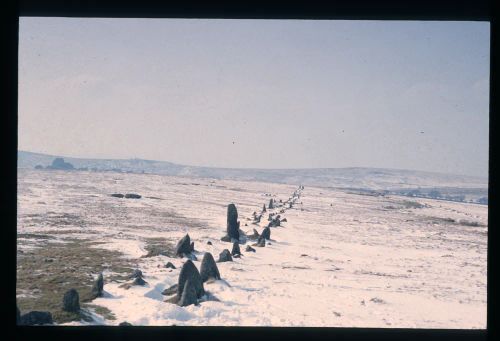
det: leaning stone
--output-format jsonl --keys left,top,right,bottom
{"left": 161, "top": 283, "right": 178, "bottom": 296}
{"left": 175, "top": 234, "right": 192, "bottom": 257}
{"left": 245, "top": 245, "right": 256, "bottom": 252}
{"left": 231, "top": 242, "right": 241, "bottom": 256}
{"left": 62, "top": 288, "right": 80, "bottom": 312}
{"left": 178, "top": 280, "right": 198, "bottom": 307}
{"left": 200, "top": 252, "right": 221, "bottom": 282}
{"left": 218, "top": 249, "right": 233, "bottom": 262}
{"left": 177, "top": 260, "right": 205, "bottom": 301}
{"left": 19, "top": 311, "right": 53, "bottom": 325}
{"left": 165, "top": 262, "right": 176, "bottom": 269}
{"left": 91, "top": 273, "right": 104, "bottom": 298}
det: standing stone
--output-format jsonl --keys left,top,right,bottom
{"left": 231, "top": 242, "right": 241, "bottom": 256}
{"left": 262, "top": 204, "right": 267, "bottom": 212}
{"left": 245, "top": 245, "right": 256, "bottom": 252}
{"left": 178, "top": 280, "right": 198, "bottom": 307}
{"left": 269, "top": 199, "right": 274, "bottom": 209}
{"left": 130, "top": 269, "right": 143, "bottom": 279}
{"left": 177, "top": 260, "right": 205, "bottom": 301}
{"left": 261, "top": 226, "right": 271, "bottom": 240}
{"left": 226, "top": 204, "right": 240, "bottom": 241}
{"left": 199, "top": 252, "right": 221, "bottom": 282}
{"left": 91, "top": 273, "right": 104, "bottom": 298}
{"left": 62, "top": 289, "right": 80, "bottom": 312}
{"left": 218, "top": 249, "right": 233, "bottom": 262}
{"left": 256, "top": 236, "right": 266, "bottom": 247}
{"left": 190, "top": 241, "right": 195, "bottom": 253}
{"left": 175, "top": 234, "right": 192, "bottom": 257}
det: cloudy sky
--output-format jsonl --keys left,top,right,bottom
{"left": 18, "top": 18, "right": 489, "bottom": 177}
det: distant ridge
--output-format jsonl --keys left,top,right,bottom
{"left": 18, "top": 150, "right": 487, "bottom": 192}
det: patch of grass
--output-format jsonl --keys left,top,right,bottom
{"left": 17, "top": 238, "right": 133, "bottom": 324}
{"left": 400, "top": 200, "right": 425, "bottom": 209}
{"left": 141, "top": 237, "right": 176, "bottom": 258}
{"left": 84, "top": 304, "right": 116, "bottom": 321}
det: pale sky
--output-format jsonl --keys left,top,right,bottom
{"left": 18, "top": 18, "right": 490, "bottom": 177}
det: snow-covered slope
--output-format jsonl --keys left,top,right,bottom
{"left": 17, "top": 169, "right": 487, "bottom": 328}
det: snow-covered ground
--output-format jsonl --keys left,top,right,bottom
{"left": 17, "top": 169, "right": 487, "bottom": 328}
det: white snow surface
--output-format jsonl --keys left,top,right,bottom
{"left": 17, "top": 169, "right": 487, "bottom": 328}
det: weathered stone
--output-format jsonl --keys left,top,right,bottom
{"left": 175, "top": 234, "right": 192, "bottom": 257}
{"left": 124, "top": 193, "right": 141, "bottom": 199}
{"left": 91, "top": 273, "right": 104, "bottom": 298}
{"left": 161, "top": 283, "right": 178, "bottom": 296}
{"left": 269, "top": 199, "right": 274, "bottom": 209}
{"left": 256, "top": 236, "right": 266, "bottom": 247}
{"left": 262, "top": 204, "right": 267, "bottom": 212}
{"left": 177, "top": 260, "right": 205, "bottom": 301}
{"left": 132, "top": 276, "right": 147, "bottom": 286}
{"left": 245, "top": 245, "right": 256, "bottom": 252}
{"left": 218, "top": 249, "right": 233, "bottom": 262}
{"left": 130, "top": 269, "right": 143, "bottom": 279}
{"left": 165, "top": 262, "right": 176, "bottom": 269}
{"left": 111, "top": 193, "right": 124, "bottom": 198}
{"left": 207, "top": 241, "right": 212, "bottom": 245}
{"left": 178, "top": 280, "right": 198, "bottom": 307}
{"left": 231, "top": 242, "right": 241, "bottom": 256}
{"left": 226, "top": 204, "right": 240, "bottom": 241}
{"left": 200, "top": 252, "right": 221, "bottom": 282}
{"left": 19, "top": 311, "right": 53, "bottom": 325}
{"left": 62, "top": 288, "right": 80, "bottom": 312}
{"left": 261, "top": 226, "right": 271, "bottom": 240}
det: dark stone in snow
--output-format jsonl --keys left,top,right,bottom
{"left": 132, "top": 276, "right": 147, "bottom": 286}
{"left": 220, "top": 235, "right": 232, "bottom": 242}
{"left": 111, "top": 193, "right": 124, "bottom": 198}
{"left": 207, "top": 241, "right": 212, "bottom": 245}
{"left": 261, "top": 227, "right": 271, "bottom": 240}
{"left": 245, "top": 245, "right": 256, "bottom": 252}
{"left": 256, "top": 236, "right": 266, "bottom": 247}
{"left": 281, "top": 218, "right": 287, "bottom": 223}
{"left": 249, "top": 228, "right": 260, "bottom": 239}
{"left": 175, "top": 234, "right": 192, "bottom": 257}
{"left": 226, "top": 204, "right": 240, "bottom": 241}
{"left": 200, "top": 252, "right": 221, "bottom": 282}
{"left": 190, "top": 241, "right": 195, "bottom": 253}
{"left": 91, "top": 273, "right": 104, "bottom": 298}
{"left": 62, "top": 288, "right": 80, "bottom": 312}
{"left": 269, "top": 199, "right": 274, "bottom": 209}
{"left": 178, "top": 280, "right": 198, "bottom": 307}
{"left": 165, "top": 262, "right": 176, "bottom": 269}
{"left": 177, "top": 260, "right": 205, "bottom": 301}
{"left": 119, "top": 321, "right": 133, "bottom": 326}
{"left": 262, "top": 204, "right": 266, "bottom": 212}
{"left": 19, "top": 311, "right": 53, "bottom": 325}
{"left": 130, "top": 269, "right": 143, "bottom": 279}
{"left": 218, "top": 249, "right": 233, "bottom": 262}
{"left": 125, "top": 193, "right": 141, "bottom": 199}
{"left": 161, "top": 283, "right": 178, "bottom": 296}
{"left": 231, "top": 242, "right": 241, "bottom": 256}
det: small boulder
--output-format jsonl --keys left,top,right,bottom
{"left": 19, "top": 311, "right": 53, "bottom": 325}
{"left": 124, "top": 193, "right": 141, "bottom": 199}
{"left": 175, "top": 234, "right": 192, "bottom": 257}
{"left": 111, "top": 193, "right": 124, "bottom": 198}
{"left": 231, "top": 242, "right": 241, "bottom": 256}
{"left": 220, "top": 235, "right": 232, "bottom": 242}
{"left": 91, "top": 273, "right": 104, "bottom": 298}
{"left": 207, "top": 241, "right": 213, "bottom": 245}
{"left": 62, "top": 288, "right": 80, "bottom": 312}
{"left": 132, "top": 276, "right": 147, "bottom": 286}
{"left": 245, "top": 245, "right": 256, "bottom": 252}
{"left": 281, "top": 218, "right": 287, "bottom": 223}
{"left": 130, "top": 269, "right": 143, "bottom": 279}
{"left": 165, "top": 262, "right": 176, "bottom": 269}
{"left": 218, "top": 249, "right": 233, "bottom": 262}
{"left": 161, "top": 283, "right": 178, "bottom": 296}
{"left": 200, "top": 252, "right": 221, "bottom": 282}
{"left": 178, "top": 280, "right": 198, "bottom": 307}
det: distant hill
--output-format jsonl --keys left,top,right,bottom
{"left": 18, "top": 150, "right": 488, "bottom": 194}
